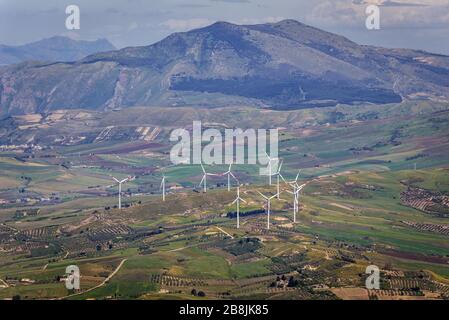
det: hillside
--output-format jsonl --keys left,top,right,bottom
{"left": 1, "top": 20, "right": 449, "bottom": 116}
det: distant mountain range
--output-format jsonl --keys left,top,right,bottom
{"left": 0, "top": 36, "right": 115, "bottom": 65}
{"left": 1, "top": 20, "right": 449, "bottom": 116}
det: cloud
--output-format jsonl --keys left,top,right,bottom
{"left": 354, "top": 0, "right": 447, "bottom": 4}
{"left": 60, "top": 31, "right": 82, "bottom": 40}
{"left": 160, "top": 16, "right": 285, "bottom": 32}
{"left": 307, "top": 0, "right": 449, "bottom": 28}
{"left": 233, "top": 16, "right": 285, "bottom": 25}
{"left": 380, "top": 1, "right": 427, "bottom": 6}
{"left": 352, "top": 0, "right": 427, "bottom": 6}
{"left": 160, "top": 18, "right": 214, "bottom": 31}
{"left": 127, "top": 22, "right": 138, "bottom": 31}
{"left": 177, "top": 4, "right": 211, "bottom": 8}
{"left": 210, "top": 0, "right": 250, "bottom": 3}
{"left": 307, "top": 1, "right": 361, "bottom": 27}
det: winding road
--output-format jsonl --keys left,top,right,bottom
{"left": 57, "top": 258, "right": 127, "bottom": 300}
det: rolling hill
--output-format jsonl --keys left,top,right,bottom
{"left": 1, "top": 19, "right": 449, "bottom": 116}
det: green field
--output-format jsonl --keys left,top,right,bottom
{"left": 1, "top": 102, "right": 449, "bottom": 300}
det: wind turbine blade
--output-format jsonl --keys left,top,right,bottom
{"left": 112, "top": 177, "right": 120, "bottom": 183}
{"left": 295, "top": 169, "right": 302, "bottom": 182}
{"left": 278, "top": 160, "right": 284, "bottom": 173}
{"left": 279, "top": 173, "right": 287, "bottom": 184}
{"left": 199, "top": 175, "right": 205, "bottom": 187}
{"left": 201, "top": 163, "right": 206, "bottom": 174}
{"left": 229, "top": 163, "right": 232, "bottom": 171}
{"left": 240, "top": 198, "right": 247, "bottom": 204}
{"left": 232, "top": 198, "right": 238, "bottom": 205}
{"left": 257, "top": 191, "right": 268, "bottom": 200}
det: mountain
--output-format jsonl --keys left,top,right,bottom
{"left": 0, "top": 36, "right": 115, "bottom": 65}
{"left": 1, "top": 20, "right": 449, "bottom": 116}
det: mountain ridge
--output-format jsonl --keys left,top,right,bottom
{"left": 1, "top": 19, "right": 449, "bottom": 116}
{"left": 0, "top": 36, "right": 115, "bottom": 65}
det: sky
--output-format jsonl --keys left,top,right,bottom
{"left": 0, "top": 0, "right": 448, "bottom": 54}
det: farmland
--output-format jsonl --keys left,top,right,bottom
{"left": 0, "top": 101, "right": 449, "bottom": 299}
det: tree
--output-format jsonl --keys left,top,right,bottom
{"left": 288, "top": 276, "right": 299, "bottom": 288}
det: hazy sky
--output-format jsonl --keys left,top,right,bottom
{"left": 1, "top": 0, "right": 448, "bottom": 54}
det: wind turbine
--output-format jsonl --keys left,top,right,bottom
{"left": 287, "top": 185, "right": 299, "bottom": 223}
{"left": 275, "top": 160, "right": 286, "bottom": 199}
{"left": 257, "top": 191, "right": 278, "bottom": 230}
{"left": 287, "top": 181, "right": 307, "bottom": 223}
{"left": 199, "top": 164, "right": 219, "bottom": 193}
{"left": 231, "top": 185, "right": 246, "bottom": 229}
{"left": 265, "top": 152, "right": 279, "bottom": 186}
{"left": 285, "top": 170, "right": 302, "bottom": 222}
{"left": 160, "top": 173, "right": 166, "bottom": 202}
{"left": 112, "top": 177, "right": 129, "bottom": 210}
{"left": 291, "top": 170, "right": 302, "bottom": 187}
{"left": 223, "top": 163, "right": 238, "bottom": 192}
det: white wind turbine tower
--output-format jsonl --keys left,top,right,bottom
{"left": 287, "top": 177, "right": 307, "bottom": 224}
{"left": 223, "top": 163, "right": 237, "bottom": 192}
{"left": 160, "top": 173, "right": 166, "bottom": 202}
{"left": 112, "top": 177, "right": 129, "bottom": 210}
{"left": 265, "top": 152, "right": 279, "bottom": 186}
{"left": 281, "top": 170, "right": 301, "bottom": 223}
{"left": 275, "top": 160, "right": 286, "bottom": 199}
{"left": 231, "top": 185, "right": 246, "bottom": 229}
{"left": 285, "top": 170, "right": 301, "bottom": 222}
{"left": 294, "top": 183, "right": 307, "bottom": 222}
{"left": 199, "top": 164, "right": 219, "bottom": 193}
{"left": 287, "top": 186, "right": 299, "bottom": 223}
{"left": 257, "top": 191, "right": 278, "bottom": 230}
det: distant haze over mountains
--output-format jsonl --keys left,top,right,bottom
{"left": 0, "top": 36, "right": 115, "bottom": 65}
{"left": 1, "top": 19, "right": 449, "bottom": 116}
